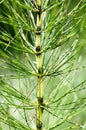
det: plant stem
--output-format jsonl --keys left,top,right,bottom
{"left": 35, "top": 0, "right": 44, "bottom": 130}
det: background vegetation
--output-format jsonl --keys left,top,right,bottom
{"left": 0, "top": 0, "right": 86, "bottom": 130}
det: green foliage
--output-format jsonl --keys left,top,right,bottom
{"left": 0, "top": 0, "right": 86, "bottom": 130}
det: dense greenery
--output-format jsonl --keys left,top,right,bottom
{"left": 0, "top": 0, "right": 86, "bottom": 130}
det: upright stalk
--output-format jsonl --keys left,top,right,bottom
{"left": 35, "top": 0, "right": 44, "bottom": 130}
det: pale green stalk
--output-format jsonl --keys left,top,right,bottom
{"left": 35, "top": 0, "right": 44, "bottom": 129}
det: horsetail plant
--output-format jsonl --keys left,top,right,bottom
{"left": 0, "top": 0, "right": 86, "bottom": 130}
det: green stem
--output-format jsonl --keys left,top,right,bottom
{"left": 35, "top": 0, "right": 44, "bottom": 130}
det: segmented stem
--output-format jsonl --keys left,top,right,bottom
{"left": 35, "top": 0, "right": 44, "bottom": 130}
